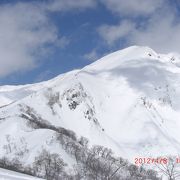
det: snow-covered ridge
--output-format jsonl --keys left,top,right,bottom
{"left": 84, "top": 46, "right": 180, "bottom": 71}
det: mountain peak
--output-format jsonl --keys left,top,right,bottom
{"left": 84, "top": 46, "right": 159, "bottom": 72}
{"left": 84, "top": 46, "right": 180, "bottom": 73}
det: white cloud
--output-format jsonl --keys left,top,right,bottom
{"left": 100, "top": 0, "right": 164, "bottom": 16}
{"left": 0, "top": 0, "right": 96, "bottom": 78}
{"left": 98, "top": 20, "right": 135, "bottom": 45}
{"left": 97, "top": 2, "right": 180, "bottom": 54}
{"left": 45, "top": 0, "right": 97, "bottom": 12}
{"left": 83, "top": 49, "right": 99, "bottom": 61}
{"left": 0, "top": 3, "right": 59, "bottom": 77}
{"left": 130, "top": 13, "right": 180, "bottom": 53}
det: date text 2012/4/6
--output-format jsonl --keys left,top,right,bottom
{"left": 134, "top": 157, "right": 168, "bottom": 165}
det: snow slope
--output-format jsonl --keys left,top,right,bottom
{"left": 0, "top": 168, "right": 43, "bottom": 180}
{"left": 0, "top": 45, "right": 180, "bottom": 169}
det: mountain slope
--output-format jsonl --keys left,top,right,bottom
{"left": 0, "top": 46, "right": 180, "bottom": 177}
{"left": 0, "top": 168, "right": 43, "bottom": 180}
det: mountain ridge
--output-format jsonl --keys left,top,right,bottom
{"left": 0, "top": 46, "right": 180, "bottom": 170}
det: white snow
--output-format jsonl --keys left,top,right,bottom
{"left": 0, "top": 168, "right": 43, "bottom": 180}
{"left": 0, "top": 45, "right": 180, "bottom": 167}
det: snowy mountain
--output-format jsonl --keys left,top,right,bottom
{"left": 0, "top": 46, "right": 180, "bottom": 179}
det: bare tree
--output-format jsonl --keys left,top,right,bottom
{"left": 155, "top": 156, "right": 180, "bottom": 180}
{"left": 33, "top": 149, "right": 67, "bottom": 180}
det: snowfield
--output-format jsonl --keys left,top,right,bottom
{"left": 0, "top": 46, "right": 180, "bottom": 179}
{"left": 0, "top": 168, "right": 43, "bottom": 180}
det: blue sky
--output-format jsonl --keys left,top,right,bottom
{"left": 0, "top": 0, "right": 180, "bottom": 85}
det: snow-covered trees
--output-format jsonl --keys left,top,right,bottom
{"left": 0, "top": 112, "right": 161, "bottom": 179}
{"left": 33, "top": 149, "right": 67, "bottom": 180}
{"left": 0, "top": 141, "right": 161, "bottom": 180}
